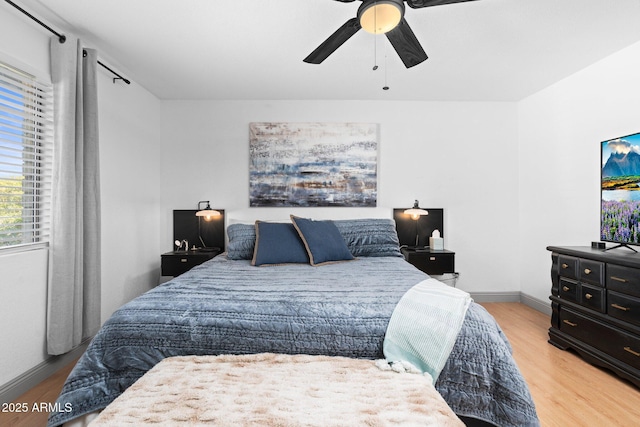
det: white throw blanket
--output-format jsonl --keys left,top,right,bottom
{"left": 384, "top": 278, "right": 473, "bottom": 383}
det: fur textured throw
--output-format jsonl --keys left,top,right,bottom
{"left": 90, "top": 353, "right": 463, "bottom": 426}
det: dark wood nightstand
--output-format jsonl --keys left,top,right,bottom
{"left": 401, "top": 247, "right": 455, "bottom": 276}
{"left": 161, "top": 250, "right": 220, "bottom": 278}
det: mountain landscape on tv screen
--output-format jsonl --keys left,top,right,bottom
{"left": 602, "top": 150, "right": 640, "bottom": 178}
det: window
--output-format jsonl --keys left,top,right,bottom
{"left": 0, "top": 60, "right": 53, "bottom": 249}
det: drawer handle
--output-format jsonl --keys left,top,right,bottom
{"left": 584, "top": 268, "right": 591, "bottom": 275}
{"left": 624, "top": 347, "right": 640, "bottom": 357}
{"left": 611, "top": 303, "right": 630, "bottom": 312}
{"left": 562, "top": 263, "right": 569, "bottom": 269}
{"left": 585, "top": 293, "right": 593, "bottom": 300}
{"left": 563, "top": 319, "right": 577, "bottom": 327}
{"left": 180, "top": 258, "right": 188, "bottom": 263}
{"left": 562, "top": 286, "right": 570, "bottom": 292}
{"left": 611, "top": 276, "right": 628, "bottom": 283}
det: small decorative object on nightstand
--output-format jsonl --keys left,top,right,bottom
{"left": 429, "top": 229, "right": 444, "bottom": 250}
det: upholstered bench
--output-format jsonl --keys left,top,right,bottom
{"left": 90, "top": 353, "right": 462, "bottom": 426}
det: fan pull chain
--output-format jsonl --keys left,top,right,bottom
{"left": 372, "top": 1, "right": 379, "bottom": 70}
{"left": 383, "top": 40, "right": 390, "bottom": 90}
{"left": 369, "top": 3, "right": 389, "bottom": 91}
{"left": 383, "top": 66, "right": 389, "bottom": 90}
{"left": 373, "top": 34, "right": 378, "bottom": 70}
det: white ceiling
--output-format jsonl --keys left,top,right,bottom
{"left": 18, "top": 0, "right": 640, "bottom": 101}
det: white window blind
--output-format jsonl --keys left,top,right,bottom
{"left": 0, "top": 61, "right": 53, "bottom": 249}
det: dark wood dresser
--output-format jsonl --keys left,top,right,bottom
{"left": 547, "top": 245, "right": 640, "bottom": 387}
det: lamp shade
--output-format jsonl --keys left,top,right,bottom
{"left": 404, "top": 200, "right": 428, "bottom": 220}
{"left": 358, "top": 0, "right": 404, "bottom": 35}
{"left": 196, "top": 201, "right": 221, "bottom": 221}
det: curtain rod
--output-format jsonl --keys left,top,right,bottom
{"left": 5, "top": 0, "right": 130, "bottom": 85}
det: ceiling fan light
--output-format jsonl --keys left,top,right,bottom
{"left": 358, "top": 1, "right": 404, "bottom": 35}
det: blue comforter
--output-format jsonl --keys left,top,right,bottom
{"left": 48, "top": 256, "right": 538, "bottom": 427}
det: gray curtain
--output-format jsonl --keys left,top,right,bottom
{"left": 47, "top": 36, "right": 101, "bottom": 355}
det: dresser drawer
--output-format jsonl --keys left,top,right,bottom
{"left": 558, "top": 255, "right": 579, "bottom": 280}
{"left": 560, "top": 307, "right": 640, "bottom": 370}
{"left": 581, "top": 284, "right": 605, "bottom": 313}
{"left": 608, "top": 290, "right": 640, "bottom": 328}
{"left": 607, "top": 264, "right": 640, "bottom": 298}
{"left": 559, "top": 278, "right": 579, "bottom": 303}
{"left": 579, "top": 259, "right": 605, "bottom": 286}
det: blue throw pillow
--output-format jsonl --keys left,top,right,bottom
{"left": 291, "top": 216, "right": 355, "bottom": 266}
{"left": 251, "top": 221, "right": 309, "bottom": 266}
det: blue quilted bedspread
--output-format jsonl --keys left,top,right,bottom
{"left": 48, "top": 256, "right": 538, "bottom": 427}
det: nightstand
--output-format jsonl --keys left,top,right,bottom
{"left": 161, "top": 250, "right": 220, "bottom": 278}
{"left": 401, "top": 247, "right": 455, "bottom": 276}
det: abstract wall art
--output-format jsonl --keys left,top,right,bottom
{"left": 249, "top": 122, "right": 378, "bottom": 207}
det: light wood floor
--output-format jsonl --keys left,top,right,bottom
{"left": 481, "top": 302, "right": 640, "bottom": 426}
{"left": 0, "top": 357, "right": 76, "bottom": 427}
{"left": 1, "top": 303, "right": 640, "bottom": 426}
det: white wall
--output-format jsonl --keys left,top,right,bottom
{"left": 97, "top": 69, "right": 163, "bottom": 321}
{"left": 0, "top": 249, "right": 49, "bottom": 387}
{"left": 518, "top": 40, "right": 640, "bottom": 303}
{"left": 0, "top": 12, "right": 162, "bottom": 388}
{"left": 160, "top": 100, "right": 520, "bottom": 294}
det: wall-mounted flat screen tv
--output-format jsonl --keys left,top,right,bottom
{"left": 601, "top": 132, "right": 640, "bottom": 247}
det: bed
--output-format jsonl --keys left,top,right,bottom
{"left": 47, "top": 218, "right": 539, "bottom": 427}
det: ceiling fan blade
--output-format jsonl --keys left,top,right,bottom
{"left": 406, "top": 0, "right": 479, "bottom": 9}
{"left": 385, "top": 18, "right": 428, "bottom": 68}
{"left": 304, "top": 18, "right": 362, "bottom": 64}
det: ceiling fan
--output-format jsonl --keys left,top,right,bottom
{"left": 304, "top": 0, "right": 479, "bottom": 68}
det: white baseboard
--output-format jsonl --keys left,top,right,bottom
{"left": 0, "top": 341, "right": 89, "bottom": 405}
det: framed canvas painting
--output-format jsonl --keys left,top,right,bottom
{"left": 249, "top": 122, "right": 378, "bottom": 207}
